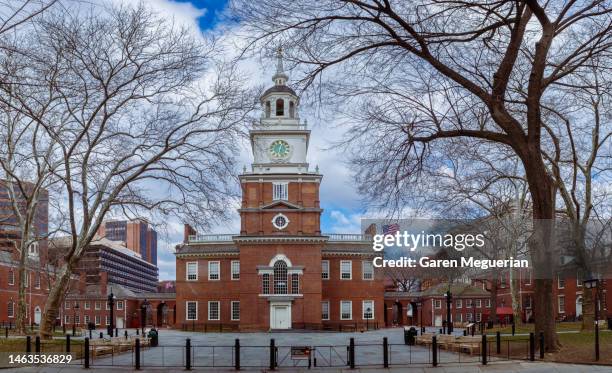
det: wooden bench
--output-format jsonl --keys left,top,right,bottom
{"left": 415, "top": 333, "right": 435, "bottom": 346}
{"left": 436, "top": 334, "right": 458, "bottom": 350}
{"left": 453, "top": 336, "right": 481, "bottom": 355}
{"left": 89, "top": 339, "right": 114, "bottom": 359}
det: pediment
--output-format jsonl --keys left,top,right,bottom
{"left": 261, "top": 200, "right": 301, "bottom": 209}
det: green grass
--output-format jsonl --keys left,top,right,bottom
{"left": 0, "top": 338, "right": 84, "bottom": 357}
{"left": 486, "top": 322, "right": 584, "bottom": 334}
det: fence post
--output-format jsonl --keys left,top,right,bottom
{"left": 529, "top": 332, "right": 535, "bottom": 361}
{"left": 115, "top": 328, "right": 118, "bottom": 337}
{"left": 66, "top": 334, "right": 71, "bottom": 353}
{"left": 269, "top": 338, "right": 276, "bottom": 370}
{"left": 496, "top": 331, "right": 501, "bottom": 354}
{"left": 235, "top": 338, "right": 240, "bottom": 370}
{"left": 349, "top": 337, "right": 355, "bottom": 369}
{"left": 383, "top": 337, "right": 389, "bottom": 368}
{"left": 481, "top": 334, "right": 487, "bottom": 365}
{"left": 5, "top": 327, "right": 7, "bottom": 338}
{"left": 512, "top": 322, "right": 516, "bottom": 336}
{"left": 125, "top": 330, "right": 128, "bottom": 339}
{"left": 539, "top": 332, "right": 544, "bottom": 359}
{"left": 186, "top": 338, "right": 191, "bottom": 370}
{"left": 99, "top": 332, "right": 103, "bottom": 339}
{"left": 135, "top": 338, "right": 141, "bottom": 369}
{"left": 35, "top": 336, "right": 41, "bottom": 353}
{"left": 26, "top": 336, "right": 31, "bottom": 353}
{"left": 84, "top": 337, "right": 90, "bottom": 369}
{"left": 432, "top": 336, "right": 437, "bottom": 367}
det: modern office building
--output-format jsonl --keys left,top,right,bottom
{"left": 97, "top": 218, "right": 158, "bottom": 265}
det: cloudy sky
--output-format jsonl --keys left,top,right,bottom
{"left": 110, "top": 0, "right": 366, "bottom": 280}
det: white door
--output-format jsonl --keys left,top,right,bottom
{"left": 34, "top": 307, "right": 41, "bottom": 325}
{"left": 576, "top": 296, "right": 583, "bottom": 318}
{"left": 271, "top": 305, "right": 291, "bottom": 329}
{"left": 434, "top": 315, "right": 442, "bottom": 327}
{"left": 116, "top": 317, "right": 124, "bottom": 329}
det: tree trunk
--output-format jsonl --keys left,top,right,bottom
{"left": 15, "top": 262, "right": 27, "bottom": 335}
{"left": 39, "top": 264, "right": 73, "bottom": 339}
{"left": 489, "top": 277, "right": 498, "bottom": 325}
{"left": 510, "top": 267, "right": 522, "bottom": 326}
{"left": 524, "top": 153, "right": 559, "bottom": 351}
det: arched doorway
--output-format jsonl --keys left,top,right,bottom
{"left": 34, "top": 306, "right": 41, "bottom": 325}
{"left": 392, "top": 301, "right": 403, "bottom": 325}
{"left": 576, "top": 296, "right": 583, "bottom": 318}
{"left": 157, "top": 303, "right": 168, "bottom": 327}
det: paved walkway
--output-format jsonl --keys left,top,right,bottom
{"left": 7, "top": 329, "right": 611, "bottom": 372}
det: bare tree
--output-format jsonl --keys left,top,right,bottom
{"left": 0, "top": 0, "right": 58, "bottom": 38}
{"left": 0, "top": 4, "right": 255, "bottom": 338}
{"left": 232, "top": 0, "right": 612, "bottom": 350}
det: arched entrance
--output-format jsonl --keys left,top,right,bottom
{"left": 34, "top": 306, "right": 41, "bottom": 325}
{"left": 392, "top": 301, "right": 403, "bottom": 325}
{"left": 576, "top": 296, "right": 583, "bottom": 318}
{"left": 157, "top": 303, "right": 168, "bottom": 327}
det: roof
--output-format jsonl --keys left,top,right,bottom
{"left": 420, "top": 282, "right": 489, "bottom": 297}
{"left": 261, "top": 85, "right": 297, "bottom": 99}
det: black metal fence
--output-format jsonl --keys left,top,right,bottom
{"left": 3, "top": 331, "right": 551, "bottom": 369}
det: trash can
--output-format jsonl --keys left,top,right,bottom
{"left": 147, "top": 328, "right": 159, "bottom": 347}
{"left": 403, "top": 327, "right": 416, "bottom": 346}
{"left": 403, "top": 326, "right": 410, "bottom": 344}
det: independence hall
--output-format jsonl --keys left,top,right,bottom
{"left": 175, "top": 51, "right": 385, "bottom": 331}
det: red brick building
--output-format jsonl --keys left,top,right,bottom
{"left": 175, "top": 51, "right": 384, "bottom": 331}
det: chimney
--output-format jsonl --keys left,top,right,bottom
{"left": 184, "top": 224, "right": 196, "bottom": 243}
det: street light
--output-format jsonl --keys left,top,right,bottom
{"left": 416, "top": 300, "right": 423, "bottom": 333}
{"left": 107, "top": 289, "right": 115, "bottom": 337}
{"left": 445, "top": 291, "right": 453, "bottom": 334}
{"left": 584, "top": 278, "right": 599, "bottom": 361}
{"left": 73, "top": 303, "right": 79, "bottom": 336}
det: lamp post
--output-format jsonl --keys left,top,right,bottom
{"left": 73, "top": 303, "right": 79, "bottom": 336}
{"left": 445, "top": 291, "right": 453, "bottom": 334}
{"left": 584, "top": 278, "right": 599, "bottom": 361}
{"left": 107, "top": 289, "right": 115, "bottom": 337}
{"left": 416, "top": 300, "right": 423, "bottom": 332}
{"left": 141, "top": 299, "right": 150, "bottom": 334}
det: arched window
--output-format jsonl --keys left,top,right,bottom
{"left": 273, "top": 261, "right": 288, "bottom": 294}
{"left": 275, "top": 99, "right": 284, "bottom": 116}
{"left": 265, "top": 101, "right": 271, "bottom": 118}
{"left": 289, "top": 101, "right": 295, "bottom": 118}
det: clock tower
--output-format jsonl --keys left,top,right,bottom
{"left": 237, "top": 48, "right": 325, "bottom": 329}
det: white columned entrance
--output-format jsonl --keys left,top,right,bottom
{"left": 270, "top": 301, "right": 292, "bottom": 329}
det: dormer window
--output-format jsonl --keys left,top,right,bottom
{"left": 265, "top": 101, "right": 271, "bottom": 118}
{"left": 276, "top": 99, "right": 284, "bottom": 116}
{"left": 289, "top": 101, "right": 295, "bottom": 118}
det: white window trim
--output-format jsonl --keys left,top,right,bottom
{"left": 434, "top": 300, "right": 442, "bottom": 309}
{"left": 321, "top": 301, "right": 330, "bottom": 320}
{"left": 362, "top": 300, "right": 374, "bottom": 320}
{"left": 186, "top": 261, "right": 198, "bottom": 281}
{"left": 558, "top": 276, "right": 565, "bottom": 289}
{"left": 95, "top": 315, "right": 101, "bottom": 325}
{"left": 186, "top": 301, "right": 198, "bottom": 321}
{"left": 558, "top": 295, "right": 565, "bottom": 313}
{"left": 272, "top": 182, "right": 289, "bottom": 201}
{"left": 456, "top": 299, "right": 462, "bottom": 309}
{"left": 208, "top": 261, "right": 220, "bottom": 281}
{"left": 340, "top": 260, "right": 352, "bottom": 280}
{"left": 340, "top": 300, "right": 352, "bottom": 320}
{"left": 362, "top": 260, "right": 374, "bottom": 280}
{"left": 208, "top": 301, "right": 220, "bottom": 321}
{"left": 231, "top": 260, "right": 240, "bottom": 280}
{"left": 8, "top": 270, "right": 14, "bottom": 285}
{"left": 117, "top": 300, "right": 124, "bottom": 310}
{"left": 475, "top": 299, "right": 482, "bottom": 308}
{"left": 231, "top": 301, "right": 240, "bottom": 321}
{"left": 65, "top": 301, "right": 71, "bottom": 310}
{"left": 321, "top": 260, "right": 330, "bottom": 280}
{"left": 84, "top": 301, "right": 90, "bottom": 310}
{"left": 95, "top": 301, "right": 101, "bottom": 310}
{"left": 7, "top": 302, "right": 14, "bottom": 318}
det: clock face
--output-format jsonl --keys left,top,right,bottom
{"left": 269, "top": 140, "right": 291, "bottom": 160}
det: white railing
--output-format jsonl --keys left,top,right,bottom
{"left": 325, "top": 233, "right": 372, "bottom": 242}
{"left": 188, "top": 234, "right": 235, "bottom": 243}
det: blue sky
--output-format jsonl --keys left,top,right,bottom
{"left": 136, "top": 0, "right": 368, "bottom": 280}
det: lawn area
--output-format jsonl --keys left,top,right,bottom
{"left": 0, "top": 338, "right": 85, "bottom": 359}
{"left": 486, "top": 322, "right": 584, "bottom": 334}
